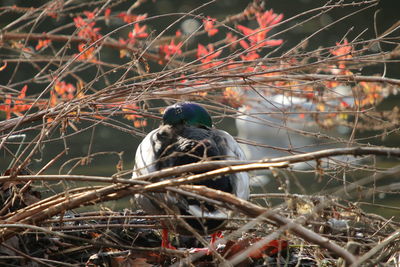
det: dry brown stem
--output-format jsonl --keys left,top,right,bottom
{"left": 181, "top": 185, "right": 357, "bottom": 265}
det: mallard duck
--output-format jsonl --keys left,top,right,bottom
{"left": 132, "top": 102, "right": 249, "bottom": 248}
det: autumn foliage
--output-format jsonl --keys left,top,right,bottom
{"left": 0, "top": 2, "right": 390, "bottom": 129}
{"left": 0, "top": 0, "right": 399, "bottom": 266}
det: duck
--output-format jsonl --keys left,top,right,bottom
{"left": 132, "top": 102, "right": 250, "bottom": 248}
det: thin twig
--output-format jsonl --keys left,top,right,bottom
{"left": 181, "top": 185, "right": 357, "bottom": 265}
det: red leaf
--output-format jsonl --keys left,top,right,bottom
{"left": 104, "top": 8, "right": 111, "bottom": 19}
{"left": 256, "top": 9, "right": 283, "bottom": 28}
{"left": 223, "top": 238, "right": 288, "bottom": 260}
{"left": 197, "top": 44, "right": 222, "bottom": 60}
{"left": 158, "top": 40, "right": 182, "bottom": 63}
{"left": 203, "top": 16, "right": 219, "bottom": 36}
{"left": 252, "top": 39, "right": 283, "bottom": 50}
{"left": 35, "top": 39, "right": 52, "bottom": 51}
{"left": 197, "top": 44, "right": 223, "bottom": 69}
{"left": 104, "top": 8, "right": 111, "bottom": 24}
{"left": 237, "top": 9, "right": 283, "bottom": 51}
{"left": 73, "top": 11, "right": 102, "bottom": 41}
{"left": 128, "top": 24, "right": 148, "bottom": 44}
{"left": 197, "top": 44, "right": 207, "bottom": 58}
{"left": 239, "top": 40, "right": 249, "bottom": 50}
{"left": 240, "top": 52, "right": 259, "bottom": 61}
{"left": 83, "top": 11, "right": 95, "bottom": 20}
{"left": 54, "top": 80, "right": 76, "bottom": 100}
{"left": 237, "top": 24, "right": 254, "bottom": 37}
{"left": 262, "top": 39, "right": 283, "bottom": 47}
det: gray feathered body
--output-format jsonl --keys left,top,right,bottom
{"left": 133, "top": 124, "right": 249, "bottom": 234}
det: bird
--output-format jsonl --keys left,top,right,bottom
{"left": 132, "top": 102, "right": 250, "bottom": 249}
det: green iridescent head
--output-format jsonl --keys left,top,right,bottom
{"left": 162, "top": 102, "right": 212, "bottom": 128}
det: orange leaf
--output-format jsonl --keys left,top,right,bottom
{"left": 19, "top": 85, "right": 28, "bottom": 98}
{"left": 35, "top": 39, "right": 52, "bottom": 51}
{"left": 256, "top": 9, "right": 283, "bottom": 28}
{"left": 0, "top": 62, "right": 7, "bottom": 71}
{"left": 50, "top": 91, "right": 58, "bottom": 107}
{"left": 117, "top": 12, "right": 147, "bottom": 23}
{"left": 237, "top": 24, "right": 254, "bottom": 37}
{"left": 13, "top": 85, "right": 30, "bottom": 113}
{"left": 2, "top": 95, "right": 12, "bottom": 119}
{"left": 240, "top": 51, "right": 259, "bottom": 61}
{"left": 77, "top": 43, "right": 96, "bottom": 60}
{"left": 203, "top": 16, "right": 218, "bottom": 36}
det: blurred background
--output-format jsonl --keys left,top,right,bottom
{"left": 0, "top": 0, "right": 399, "bottom": 217}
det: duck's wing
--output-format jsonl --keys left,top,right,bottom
{"left": 132, "top": 128, "right": 184, "bottom": 215}
{"left": 186, "top": 128, "right": 250, "bottom": 227}
{"left": 132, "top": 128, "right": 159, "bottom": 178}
{"left": 213, "top": 129, "right": 250, "bottom": 200}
